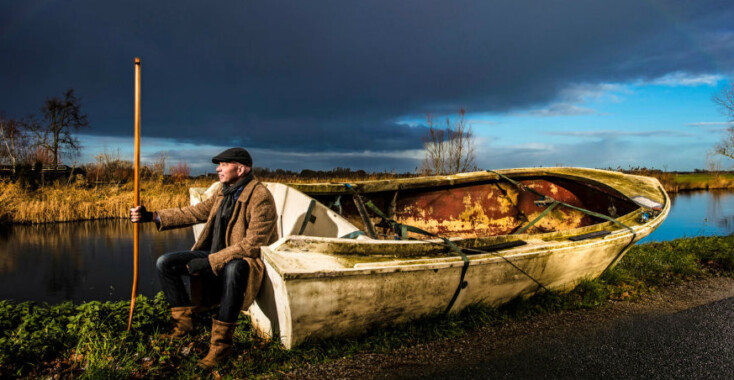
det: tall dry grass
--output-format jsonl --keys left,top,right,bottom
{"left": 0, "top": 178, "right": 212, "bottom": 224}
{"left": 0, "top": 170, "right": 414, "bottom": 224}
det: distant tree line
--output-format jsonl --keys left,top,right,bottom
{"left": 252, "top": 167, "right": 417, "bottom": 181}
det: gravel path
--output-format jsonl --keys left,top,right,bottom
{"left": 280, "top": 276, "right": 734, "bottom": 379}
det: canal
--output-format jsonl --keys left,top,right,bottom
{"left": 1, "top": 190, "right": 733, "bottom": 304}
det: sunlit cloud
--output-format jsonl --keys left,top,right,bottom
{"left": 524, "top": 103, "right": 597, "bottom": 117}
{"left": 648, "top": 72, "right": 723, "bottom": 87}
{"left": 547, "top": 130, "right": 695, "bottom": 138}
{"left": 558, "top": 83, "right": 628, "bottom": 103}
{"left": 686, "top": 121, "right": 731, "bottom": 126}
{"left": 518, "top": 82, "right": 630, "bottom": 117}
{"left": 469, "top": 119, "right": 501, "bottom": 127}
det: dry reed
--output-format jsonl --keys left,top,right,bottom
{"left": 0, "top": 179, "right": 212, "bottom": 224}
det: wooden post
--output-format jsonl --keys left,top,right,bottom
{"left": 127, "top": 57, "right": 141, "bottom": 331}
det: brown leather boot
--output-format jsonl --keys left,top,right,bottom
{"left": 197, "top": 319, "right": 238, "bottom": 369}
{"left": 162, "top": 306, "right": 195, "bottom": 339}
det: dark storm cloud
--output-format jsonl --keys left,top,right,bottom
{"left": 1, "top": 0, "right": 733, "bottom": 153}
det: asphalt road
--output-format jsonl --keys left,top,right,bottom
{"left": 422, "top": 296, "right": 734, "bottom": 380}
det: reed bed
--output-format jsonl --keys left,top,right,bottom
{"left": 0, "top": 173, "right": 414, "bottom": 225}
{"left": 0, "top": 179, "right": 212, "bottom": 224}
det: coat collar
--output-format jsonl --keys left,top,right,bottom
{"left": 216, "top": 178, "right": 259, "bottom": 204}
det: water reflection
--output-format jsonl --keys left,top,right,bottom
{"left": 642, "top": 190, "right": 734, "bottom": 242}
{"left": 0, "top": 219, "right": 192, "bottom": 304}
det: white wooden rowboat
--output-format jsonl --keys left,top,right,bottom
{"left": 190, "top": 167, "right": 669, "bottom": 349}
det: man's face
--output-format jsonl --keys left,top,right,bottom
{"left": 216, "top": 161, "right": 246, "bottom": 185}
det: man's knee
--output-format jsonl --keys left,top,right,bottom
{"left": 156, "top": 252, "right": 179, "bottom": 273}
{"left": 222, "top": 260, "right": 249, "bottom": 283}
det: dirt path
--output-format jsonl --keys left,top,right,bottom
{"left": 281, "top": 276, "right": 734, "bottom": 379}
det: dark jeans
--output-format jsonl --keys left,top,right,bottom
{"left": 155, "top": 250, "right": 250, "bottom": 323}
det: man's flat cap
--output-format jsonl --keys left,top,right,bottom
{"left": 212, "top": 147, "right": 253, "bottom": 167}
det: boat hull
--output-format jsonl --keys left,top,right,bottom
{"left": 249, "top": 206, "right": 666, "bottom": 348}
{"left": 190, "top": 168, "right": 669, "bottom": 349}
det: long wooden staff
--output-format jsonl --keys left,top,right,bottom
{"left": 127, "top": 57, "right": 141, "bottom": 331}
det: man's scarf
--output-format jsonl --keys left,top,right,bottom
{"left": 210, "top": 172, "right": 253, "bottom": 253}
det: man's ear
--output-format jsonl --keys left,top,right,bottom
{"left": 239, "top": 165, "right": 250, "bottom": 176}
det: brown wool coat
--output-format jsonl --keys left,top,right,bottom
{"left": 156, "top": 179, "right": 278, "bottom": 310}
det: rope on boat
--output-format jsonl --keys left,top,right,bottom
{"left": 486, "top": 170, "right": 636, "bottom": 234}
{"left": 515, "top": 201, "right": 560, "bottom": 234}
{"left": 339, "top": 183, "right": 562, "bottom": 313}
{"left": 344, "top": 184, "right": 470, "bottom": 313}
{"left": 339, "top": 170, "right": 662, "bottom": 315}
{"left": 486, "top": 170, "right": 640, "bottom": 275}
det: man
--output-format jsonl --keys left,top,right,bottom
{"left": 130, "top": 147, "right": 277, "bottom": 368}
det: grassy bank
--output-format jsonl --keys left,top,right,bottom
{"left": 665, "top": 172, "right": 734, "bottom": 191}
{"left": 622, "top": 169, "right": 734, "bottom": 192}
{"left": 2, "top": 235, "right": 733, "bottom": 378}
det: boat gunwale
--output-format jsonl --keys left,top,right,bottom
{"left": 285, "top": 167, "right": 663, "bottom": 204}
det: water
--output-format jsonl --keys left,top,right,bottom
{"left": 642, "top": 189, "right": 734, "bottom": 242}
{"left": 0, "top": 219, "right": 192, "bottom": 304}
{"left": 1, "top": 190, "right": 734, "bottom": 304}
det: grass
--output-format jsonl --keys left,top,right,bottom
{"left": 0, "top": 179, "right": 212, "bottom": 224}
{"left": 2, "top": 235, "right": 734, "bottom": 379}
{"left": 617, "top": 168, "right": 734, "bottom": 192}
{"left": 660, "top": 172, "right": 734, "bottom": 191}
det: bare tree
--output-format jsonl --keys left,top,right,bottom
{"left": 421, "top": 113, "right": 446, "bottom": 175}
{"left": 445, "top": 108, "right": 476, "bottom": 174}
{"left": 0, "top": 116, "right": 31, "bottom": 174}
{"left": 148, "top": 151, "right": 167, "bottom": 181}
{"left": 714, "top": 128, "right": 734, "bottom": 160}
{"left": 421, "top": 108, "right": 476, "bottom": 175}
{"left": 30, "top": 89, "right": 89, "bottom": 168}
{"left": 169, "top": 160, "right": 191, "bottom": 182}
{"left": 705, "top": 151, "right": 722, "bottom": 178}
{"left": 713, "top": 81, "right": 734, "bottom": 160}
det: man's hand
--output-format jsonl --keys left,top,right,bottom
{"left": 187, "top": 258, "right": 213, "bottom": 276}
{"left": 130, "top": 205, "right": 154, "bottom": 223}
